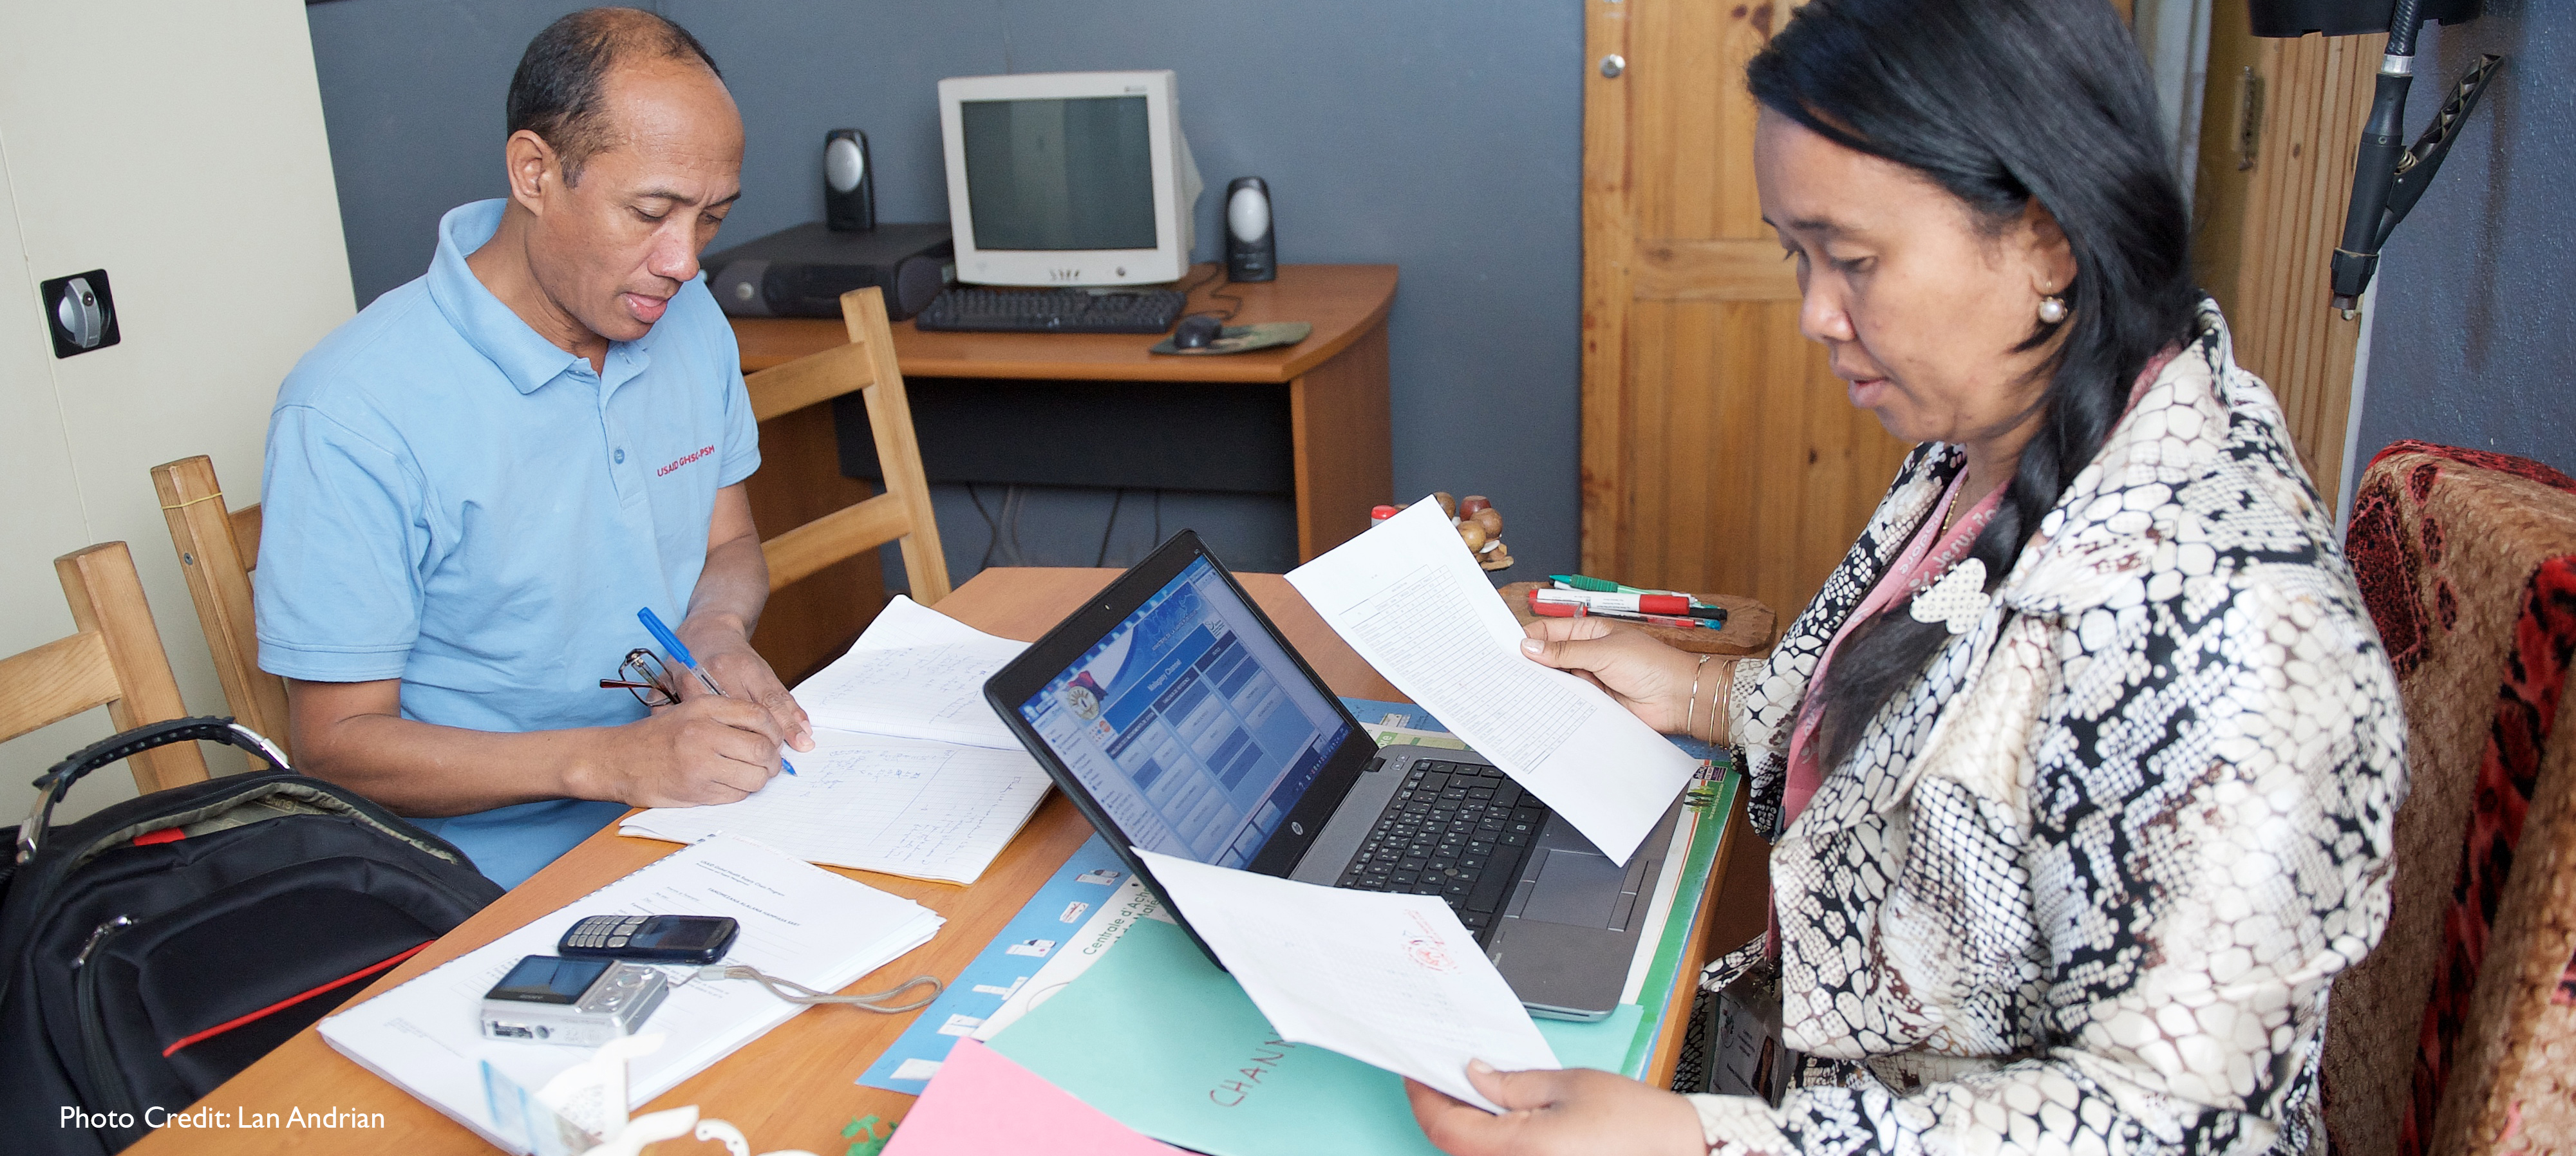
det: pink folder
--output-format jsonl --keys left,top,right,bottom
{"left": 881, "top": 1037, "right": 1185, "bottom": 1156}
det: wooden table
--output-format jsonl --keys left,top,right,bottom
{"left": 130, "top": 568, "right": 1749, "bottom": 1155}
{"left": 731, "top": 264, "right": 1397, "bottom": 564}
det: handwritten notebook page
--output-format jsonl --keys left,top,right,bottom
{"left": 619, "top": 732, "right": 1053, "bottom": 884}
{"left": 1134, "top": 850, "right": 1557, "bottom": 1113}
{"left": 1285, "top": 499, "right": 1697, "bottom": 863}
{"left": 791, "top": 595, "right": 1029, "bottom": 750}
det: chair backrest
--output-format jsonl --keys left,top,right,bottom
{"left": 744, "top": 286, "right": 952, "bottom": 604}
{"left": 0, "top": 542, "right": 209, "bottom": 793}
{"left": 151, "top": 454, "right": 290, "bottom": 757}
{"left": 2327, "top": 441, "right": 2576, "bottom": 1155}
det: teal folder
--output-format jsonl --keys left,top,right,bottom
{"left": 978, "top": 698, "right": 1745, "bottom": 1156}
{"left": 985, "top": 916, "right": 1641, "bottom": 1156}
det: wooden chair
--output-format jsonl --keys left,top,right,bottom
{"left": 0, "top": 542, "right": 209, "bottom": 793}
{"left": 151, "top": 454, "right": 290, "bottom": 756}
{"left": 2327, "top": 442, "right": 2576, "bottom": 1155}
{"left": 744, "top": 286, "right": 951, "bottom": 604}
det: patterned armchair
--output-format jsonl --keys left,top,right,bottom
{"left": 2327, "top": 442, "right": 2576, "bottom": 1155}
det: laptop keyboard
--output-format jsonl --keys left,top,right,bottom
{"left": 1336, "top": 758, "right": 1548, "bottom": 935}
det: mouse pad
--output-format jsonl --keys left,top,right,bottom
{"left": 1148, "top": 321, "right": 1312, "bottom": 355}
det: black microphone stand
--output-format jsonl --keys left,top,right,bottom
{"left": 2327, "top": 0, "right": 2503, "bottom": 316}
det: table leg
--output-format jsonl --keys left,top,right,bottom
{"left": 1288, "top": 319, "right": 1393, "bottom": 561}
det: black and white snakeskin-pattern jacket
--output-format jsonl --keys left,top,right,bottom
{"left": 1687, "top": 301, "right": 2406, "bottom": 1153}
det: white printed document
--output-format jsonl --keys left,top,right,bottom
{"left": 791, "top": 595, "right": 1030, "bottom": 750}
{"left": 320, "top": 835, "right": 943, "bottom": 1153}
{"left": 1284, "top": 499, "right": 1698, "bottom": 862}
{"left": 1134, "top": 850, "right": 1557, "bottom": 1112}
{"left": 621, "top": 732, "right": 1051, "bottom": 884}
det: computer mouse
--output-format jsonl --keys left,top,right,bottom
{"left": 1172, "top": 313, "right": 1224, "bottom": 350}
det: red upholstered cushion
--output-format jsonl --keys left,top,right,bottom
{"left": 2331, "top": 442, "right": 2576, "bottom": 1156}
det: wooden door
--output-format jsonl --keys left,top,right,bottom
{"left": 2194, "top": 13, "right": 2378, "bottom": 504}
{"left": 1581, "top": 0, "right": 1915, "bottom": 626}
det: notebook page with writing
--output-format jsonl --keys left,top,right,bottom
{"left": 1285, "top": 499, "right": 1697, "bottom": 863}
{"left": 619, "top": 732, "right": 1052, "bottom": 884}
{"left": 791, "top": 595, "right": 1029, "bottom": 750}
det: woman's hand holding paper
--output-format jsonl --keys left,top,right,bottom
{"left": 1404, "top": 1064, "right": 1707, "bottom": 1156}
{"left": 1516, "top": 620, "right": 1717, "bottom": 741}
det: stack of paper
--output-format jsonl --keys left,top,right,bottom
{"left": 321, "top": 834, "right": 942, "bottom": 1152}
{"left": 619, "top": 596, "right": 1053, "bottom": 884}
{"left": 618, "top": 731, "right": 1049, "bottom": 884}
{"left": 789, "top": 595, "right": 1031, "bottom": 749}
{"left": 1132, "top": 850, "right": 1557, "bottom": 1112}
{"left": 1286, "top": 500, "right": 1698, "bottom": 864}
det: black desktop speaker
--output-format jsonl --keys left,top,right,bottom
{"left": 825, "top": 129, "right": 875, "bottom": 232}
{"left": 1224, "top": 176, "right": 1275, "bottom": 283}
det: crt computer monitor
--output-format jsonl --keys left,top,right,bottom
{"left": 936, "top": 70, "right": 1203, "bottom": 288}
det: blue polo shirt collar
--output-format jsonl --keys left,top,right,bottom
{"left": 423, "top": 200, "right": 658, "bottom": 397}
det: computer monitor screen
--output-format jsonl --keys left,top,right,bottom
{"left": 960, "top": 97, "right": 1158, "bottom": 252}
{"left": 938, "top": 70, "right": 1199, "bottom": 286}
{"left": 1016, "top": 557, "right": 1353, "bottom": 869}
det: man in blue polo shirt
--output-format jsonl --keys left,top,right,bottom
{"left": 257, "top": 9, "right": 813, "bottom": 888}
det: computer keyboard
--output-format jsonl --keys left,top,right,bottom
{"left": 1336, "top": 758, "right": 1548, "bottom": 941}
{"left": 912, "top": 286, "right": 1189, "bottom": 334}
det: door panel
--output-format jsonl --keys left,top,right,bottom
{"left": 2225, "top": 32, "right": 2373, "bottom": 503}
{"left": 1584, "top": 0, "right": 1912, "bottom": 626}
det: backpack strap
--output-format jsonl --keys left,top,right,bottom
{"left": 19, "top": 717, "right": 290, "bottom": 865}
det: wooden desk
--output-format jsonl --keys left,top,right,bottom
{"left": 730, "top": 265, "right": 1397, "bottom": 564}
{"left": 130, "top": 568, "right": 1746, "bottom": 1155}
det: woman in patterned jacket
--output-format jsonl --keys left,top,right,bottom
{"left": 1407, "top": 1, "right": 2405, "bottom": 1153}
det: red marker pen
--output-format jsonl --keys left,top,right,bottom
{"left": 1527, "top": 593, "right": 1710, "bottom": 629}
{"left": 1531, "top": 588, "right": 1703, "bottom": 616}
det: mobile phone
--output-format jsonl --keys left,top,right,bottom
{"left": 556, "top": 914, "right": 739, "bottom": 964}
{"left": 479, "top": 955, "right": 668, "bottom": 1046}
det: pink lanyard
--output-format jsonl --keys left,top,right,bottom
{"left": 1778, "top": 467, "right": 2004, "bottom": 829}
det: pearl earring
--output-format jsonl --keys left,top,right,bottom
{"left": 2037, "top": 295, "right": 2069, "bottom": 324}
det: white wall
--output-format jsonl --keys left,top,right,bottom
{"left": 0, "top": 1, "right": 353, "bottom": 822}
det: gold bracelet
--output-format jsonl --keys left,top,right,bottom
{"left": 1704, "top": 658, "right": 1728, "bottom": 744}
{"left": 1685, "top": 654, "right": 1711, "bottom": 741}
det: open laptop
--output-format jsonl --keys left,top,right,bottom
{"left": 983, "top": 531, "right": 1682, "bottom": 1020}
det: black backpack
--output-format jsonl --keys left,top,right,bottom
{"left": 1, "top": 717, "right": 504, "bottom": 1155}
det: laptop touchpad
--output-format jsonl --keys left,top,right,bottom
{"left": 1518, "top": 847, "right": 1627, "bottom": 928}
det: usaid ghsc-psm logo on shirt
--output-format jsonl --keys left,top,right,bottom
{"left": 657, "top": 445, "right": 717, "bottom": 478}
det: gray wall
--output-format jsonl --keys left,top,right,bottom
{"left": 2351, "top": 1, "right": 2576, "bottom": 481}
{"left": 304, "top": 1, "right": 1583, "bottom": 581}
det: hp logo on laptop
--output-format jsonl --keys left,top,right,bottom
{"left": 1290, "top": 822, "right": 1304, "bottom": 836}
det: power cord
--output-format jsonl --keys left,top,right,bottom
{"left": 1175, "top": 265, "right": 1244, "bottom": 321}
{"left": 1096, "top": 488, "right": 1127, "bottom": 566}
{"left": 968, "top": 483, "right": 1002, "bottom": 570}
{"left": 1003, "top": 485, "right": 1027, "bottom": 565}
{"left": 670, "top": 964, "right": 943, "bottom": 1013}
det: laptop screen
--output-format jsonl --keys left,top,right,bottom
{"left": 1017, "top": 557, "right": 1353, "bottom": 869}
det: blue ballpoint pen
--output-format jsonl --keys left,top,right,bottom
{"left": 637, "top": 607, "right": 797, "bottom": 774}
